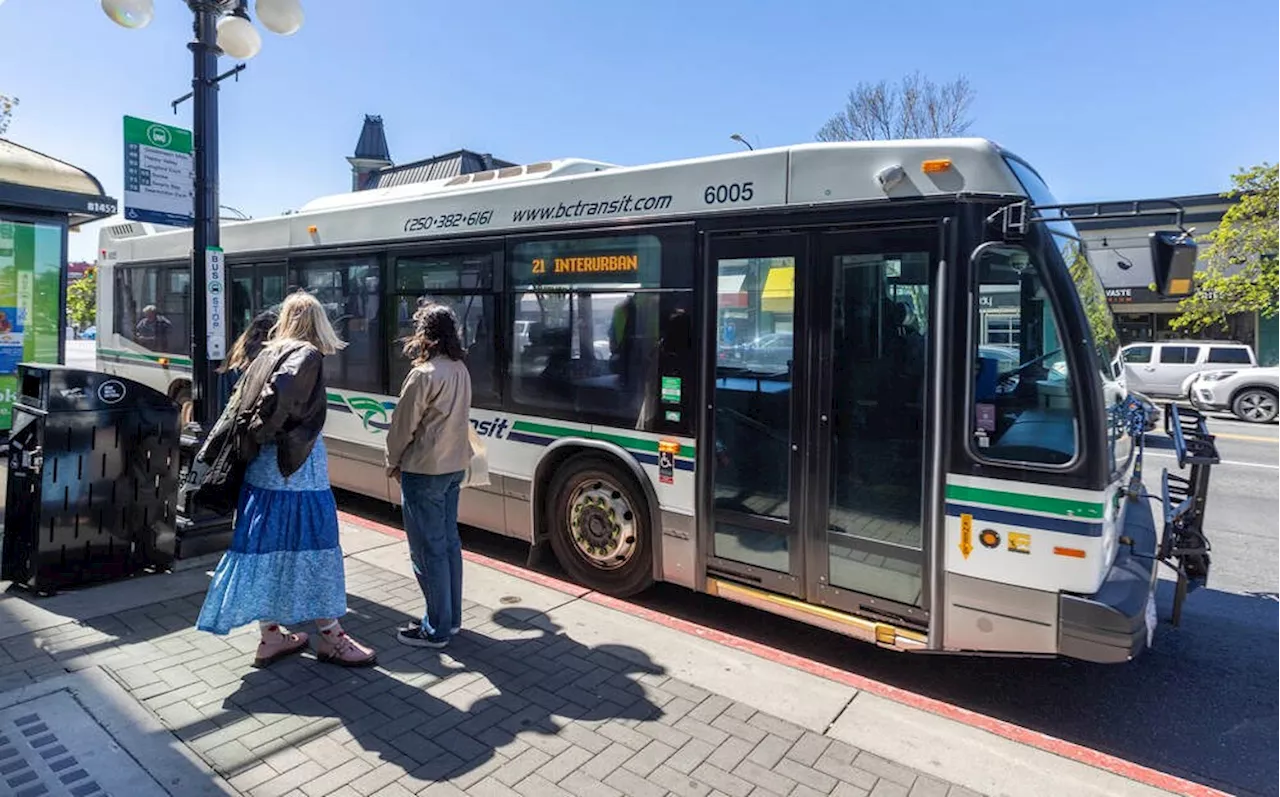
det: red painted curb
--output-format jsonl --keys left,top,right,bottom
{"left": 338, "top": 511, "right": 1230, "bottom": 797}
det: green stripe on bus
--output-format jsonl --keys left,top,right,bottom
{"left": 512, "top": 420, "right": 695, "bottom": 459}
{"left": 97, "top": 348, "right": 193, "bottom": 367}
{"left": 945, "top": 484, "right": 1103, "bottom": 519}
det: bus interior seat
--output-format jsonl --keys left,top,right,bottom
{"left": 987, "top": 408, "right": 1074, "bottom": 465}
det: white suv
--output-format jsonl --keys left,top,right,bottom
{"left": 1190, "top": 367, "right": 1280, "bottom": 423}
{"left": 1116, "top": 341, "right": 1257, "bottom": 398}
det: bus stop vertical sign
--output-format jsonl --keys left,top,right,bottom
{"left": 206, "top": 247, "right": 226, "bottom": 360}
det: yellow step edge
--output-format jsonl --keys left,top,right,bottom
{"left": 708, "top": 578, "right": 927, "bottom": 650}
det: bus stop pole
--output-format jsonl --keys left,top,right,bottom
{"left": 189, "top": 0, "right": 222, "bottom": 429}
{"left": 173, "top": 0, "right": 235, "bottom": 559}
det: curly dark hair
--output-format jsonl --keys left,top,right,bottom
{"left": 403, "top": 302, "right": 466, "bottom": 364}
{"left": 217, "top": 309, "right": 278, "bottom": 374}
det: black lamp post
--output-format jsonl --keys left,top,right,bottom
{"left": 103, "top": 0, "right": 303, "bottom": 428}
{"left": 102, "top": 0, "right": 303, "bottom": 557}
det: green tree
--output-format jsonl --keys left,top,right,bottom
{"left": 0, "top": 93, "right": 17, "bottom": 136}
{"left": 1170, "top": 163, "right": 1278, "bottom": 333}
{"left": 67, "top": 268, "right": 97, "bottom": 330}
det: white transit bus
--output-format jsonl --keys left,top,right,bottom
{"left": 96, "top": 139, "right": 1205, "bottom": 663}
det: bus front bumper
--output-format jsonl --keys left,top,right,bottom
{"left": 1058, "top": 496, "right": 1159, "bottom": 664}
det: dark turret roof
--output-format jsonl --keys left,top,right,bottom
{"left": 352, "top": 114, "right": 391, "bottom": 162}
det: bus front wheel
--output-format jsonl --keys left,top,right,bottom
{"left": 547, "top": 453, "right": 654, "bottom": 598}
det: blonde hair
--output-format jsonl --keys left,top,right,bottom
{"left": 267, "top": 291, "right": 345, "bottom": 355}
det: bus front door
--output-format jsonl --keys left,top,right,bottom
{"left": 707, "top": 226, "right": 940, "bottom": 627}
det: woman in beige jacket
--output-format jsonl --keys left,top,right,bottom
{"left": 384, "top": 303, "right": 473, "bottom": 649}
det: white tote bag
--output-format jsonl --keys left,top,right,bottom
{"left": 461, "top": 426, "right": 490, "bottom": 488}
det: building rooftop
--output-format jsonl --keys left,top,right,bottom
{"left": 366, "top": 150, "right": 518, "bottom": 190}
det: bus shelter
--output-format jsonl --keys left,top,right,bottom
{"left": 0, "top": 138, "right": 117, "bottom": 431}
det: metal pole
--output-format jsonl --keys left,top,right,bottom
{"left": 173, "top": 0, "right": 236, "bottom": 561}
{"left": 189, "top": 0, "right": 222, "bottom": 429}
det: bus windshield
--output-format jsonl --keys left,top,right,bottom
{"left": 1004, "top": 157, "right": 1120, "bottom": 371}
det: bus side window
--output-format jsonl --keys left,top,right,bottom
{"left": 390, "top": 251, "right": 499, "bottom": 406}
{"left": 114, "top": 263, "right": 189, "bottom": 354}
{"left": 971, "top": 246, "right": 1079, "bottom": 466}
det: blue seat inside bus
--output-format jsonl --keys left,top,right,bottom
{"left": 987, "top": 408, "right": 1075, "bottom": 464}
{"left": 975, "top": 356, "right": 999, "bottom": 401}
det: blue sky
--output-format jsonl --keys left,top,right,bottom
{"left": 1, "top": 0, "right": 1276, "bottom": 262}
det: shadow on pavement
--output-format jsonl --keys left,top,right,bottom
{"left": 208, "top": 601, "right": 666, "bottom": 787}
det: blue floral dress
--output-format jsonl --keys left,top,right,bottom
{"left": 196, "top": 439, "right": 346, "bottom": 635}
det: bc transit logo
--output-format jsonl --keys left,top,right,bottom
{"left": 344, "top": 396, "right": 396, "bottom": 431}
{"left": 330, "top": 393, "right": 513, "bottom": 437}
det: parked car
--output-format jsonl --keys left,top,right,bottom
{"left": 1189, "top": 367, "right": 1280, "bottom": 423}
{"left": 1115, "top": 340, "right": 1257, "bottom": 398}
{"left": 720, "top": 331, "right": 794, "bottom": 373}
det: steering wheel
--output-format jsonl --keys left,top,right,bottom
{"left": 997, "top": 348, "right": 1064, "bottom": 386}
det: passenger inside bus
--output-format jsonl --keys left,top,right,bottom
{"left": 134, "top": 305, "right": 173, "bottom": 351}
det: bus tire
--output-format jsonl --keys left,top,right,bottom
{"left": 173, "top": 385, "right": 194, "bottom": 426}
{"left": 546, "top": 453, "right": 654, "bottom": 598}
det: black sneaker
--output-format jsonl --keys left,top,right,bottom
{"left": 397, "top": 626, "right": 449, "bottom": 648}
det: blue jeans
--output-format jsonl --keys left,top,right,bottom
{"left": 399, "top": 471, "right": 465, "bottom": 636}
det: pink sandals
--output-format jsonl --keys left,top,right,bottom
{"left": 315, "top": 625, "right": 377, "bottom": 667}
{"left": 253, "top": 625, "right": 309, "bottom": 668}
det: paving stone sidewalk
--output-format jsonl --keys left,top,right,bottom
{"left": 0, "top": 557, "right": 983, "bottom": 797}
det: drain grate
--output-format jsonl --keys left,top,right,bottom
{"left": 0, "top": 690, "right": 168, "bottom": 797}
{"left": 0, "top": 710, "right": 105, "bottom": 797}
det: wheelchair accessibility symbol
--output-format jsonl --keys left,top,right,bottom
{"left": 657, "top": 439, "right": 679, "bottom": 485}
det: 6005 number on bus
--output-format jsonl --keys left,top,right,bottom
{"left": 704, "top": 182, "right": 755, "bottom": 205}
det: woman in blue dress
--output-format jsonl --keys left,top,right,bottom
{"left": 196, "top": 291, "right": 376, "bottom": 668}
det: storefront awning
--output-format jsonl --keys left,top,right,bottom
{"left": 0, "top": 138, "right": 118, "bottom": 226}
{"left": 761, "top": 265, "right": 794, "bottom": 314}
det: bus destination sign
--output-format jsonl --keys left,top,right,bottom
{"left": 529, "top": 253, "right": 639, "bottom": 277}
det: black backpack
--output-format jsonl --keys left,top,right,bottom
{"left": 178, "top": 342, "right": 305, "bottom": 516}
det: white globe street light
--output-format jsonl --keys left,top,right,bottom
{"left": 101, "top": 0, "right": 154, "bottom": 30}
{"left": 102, "top": 0, "right": 303, "bottom": 59}
{"left": 216, "top": 13, "right": 262, "bottom": 60}
{"left": 256, "top": 0, "right": 304, "bottom": 36}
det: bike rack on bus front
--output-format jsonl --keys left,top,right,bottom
{"left": 1159, "top": 404, "right": 1219, "bottom": 626}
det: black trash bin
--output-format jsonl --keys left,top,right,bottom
{"left": 0, "top": 364, "right": 180, "bottom": 593}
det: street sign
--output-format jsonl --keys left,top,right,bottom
{"left": 206, "top": 246, "right": 226, "bottom": 360}
{"left": 123, "top": 115, "right": 194, "bottom": 227}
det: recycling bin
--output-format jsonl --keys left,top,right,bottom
{"left": 1, "top": 364, "right": 180, "bottom": 593}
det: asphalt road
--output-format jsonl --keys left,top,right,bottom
{"left": 340, "top": 408, "right": 1279, "bottom": 797}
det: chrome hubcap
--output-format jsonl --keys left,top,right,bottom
{"left": 1240, "top": 392, "right": 1276, "bottom": 421}
{"left": 567, "top": 478, "right": 636, "bottom": 569}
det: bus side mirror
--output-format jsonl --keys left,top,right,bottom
{"left": 1150, "top": 231, "right": 1197, "bottom": 297}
